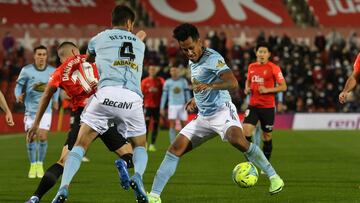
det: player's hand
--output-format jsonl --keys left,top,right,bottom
{"left": 185, "top": 98, "right": 197, "bottom": 113}
{"left": 5, "top": 111, "right": 14, "bottom": 126}
{"left": 136, "top": 30, "right": 147, "bottom": 41}
{"left": 160, "top": 109, "right": 166, "bottom": 117}
{"left": 27, "top": 124, "right": 39, "bottom": 143}
{"left": 53, "top": 101, "right": 59, "bottom": 111}
{"left": 193, "top": 83, "right": 212, "bottom": 93}
{"left": 277, "top": 102, "right": 285, "bottom": 113}
{"left": 16, "top": 93, "right": 25, "bottom": 103}
{"left": 339, "top": 91, "right": 348, "bottom": 104}
{"left": 244, "top": 87, "right": 250, "bottom": 95}
{"left": 258, "top": 86, "right": 269, "bottom": 94}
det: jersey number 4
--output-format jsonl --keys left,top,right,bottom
{"left": 120, "top": 42, "right": 135, "bottom": 61}
{"left": 71, "top": 62, "right": 98, "bottom": 93}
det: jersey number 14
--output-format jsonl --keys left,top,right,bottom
{"left": 71, "top": 62, "right": 98, "bottom": 93}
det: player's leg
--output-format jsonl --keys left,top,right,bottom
{"left": 36, "top": 129, "right": 48, "bottom": 178}
{"left": 100, "top": 125, "right": 133, "bottom": 190}
{"left": 167, "top": 105, "right": 178, "bottom": 143}
{"left": 26, "top": 146, "right": 68, "bottom": 203}
{"left": 24, "top": 115, "right": 37, "bottom": 178}
{"left": 52, "top": 124, "right": 98, "bottom": 203}
{"left": 259, "top": 108, "right": 275, "bottom": 161}
{"left": 144, "top": 107, "right": 151, "bottom": 141}
{"left": 151, "top": 108, "right": 160, "bottom": 145}
{"left": 168, "top": 119, "right": 176, "bottom": 144}
{"left": 27, "top": 109, "right": 82, "bottom": 202}
{"left": 219, "top": 102, "right": 284, "bottom": 194}
{"left": 36, "top": 113, "right": 52, "bottom": 178}
{"left": 253, "top": 122, "right": 262, "bottom": 147}
{"left": 243, "top": 106, "right": 259, "bottom": 142}
{"left": 52, "top": 95, "right": 107, "bottom": 203}
{"left": 149, "top": 116, "right": 214, "bottom": 202}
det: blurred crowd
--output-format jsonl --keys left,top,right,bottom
{"left": 1, "top": 29, "right": 360, "bottom": 113}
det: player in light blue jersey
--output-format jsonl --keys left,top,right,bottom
{"left": 52, "top": 5, "right": 149, "bottom": 203}
{"left": 15, "top": 45, "right": 59, "bottom": 179}
{"left": 148, "top": 24, "right": 284, "bottom": 203}
{"left": 160, "top": 66, "right": 191, "bottom": 143}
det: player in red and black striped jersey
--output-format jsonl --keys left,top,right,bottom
{"left": 25, "top": 42, "right": 133, "bottom": 203}
{"left": 339, "top": 53, "right": 360, "bottom": 103}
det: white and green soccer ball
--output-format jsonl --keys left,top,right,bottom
{"left": 232, "top": 162, "right": 259, "bottom": 188}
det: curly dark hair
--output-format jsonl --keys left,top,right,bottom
{"left": 173, "top": 23, "right": 199, "bottom": 42}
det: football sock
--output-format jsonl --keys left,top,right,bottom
{"left": 245, "top": 143, "right": 276, "bottom": 178}
{"left": 120, "top": 153, "right": 134, "bottom": 168}
{"left": 151, "top": 151, "right": 179, "bottom": 196}
{"left": 37, "top": 140, "right": 48, "bottom": 163}
{"left": 169, "top": 128, "right": 176, "bottom": 143}
{"left": 133, "top": 146, "right": 148, "bottom": 177}
{"left": 151, "top": 120, "right": 159, "bottom": 144}
{"left": 27, "top": 141, "right": 37, "bottom": 163}
{"left": 60, "top": 146, "right": 85, "bottom": 188}
{"left": 263, "top": 139, "right": 273, "bottom": 160}
{"left": 253, "top": 125, "right": 262, "bottom": 147}
{"left": 145, "top": 119, "right": 150, "bottom": 137}
{"left": 34, "top": 163, "right": 63, "bottom": 199}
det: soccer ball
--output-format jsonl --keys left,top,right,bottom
{"left": 232, "top": 162, "right": 258, "bottom": 188}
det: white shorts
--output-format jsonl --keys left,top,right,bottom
{"left": 179, "top": 101, "right": 242, "bottom": 148}
{"left": 24, "top": 113, "right": 52, "bottom": 131}
{"left": 168, "top": 104, "right": 188, "bottom": 121}
{"left": 81, "top": 86, "right": 146, "bottom": 138}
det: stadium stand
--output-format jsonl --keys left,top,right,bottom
{"left": 1, "top": 0, "right": 360, "bottom": 118}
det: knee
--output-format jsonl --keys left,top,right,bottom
{"left": 38, "top": 132, "right": 48, "bottom": 141}
{"left": 262, "top": 132, "right": 272, "bottom": 141}
{"left": 226, "top": 127, "right": 249, "bottom": 152}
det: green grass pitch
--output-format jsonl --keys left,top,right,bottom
{"left": 1, "top": 130, "right": 360, "bottom": 202}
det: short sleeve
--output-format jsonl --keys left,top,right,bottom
{"left": 48, "top": 68, "right": 61, "bottom": 88}
{"left": 87, "top": 36, "right": 97, "bottom": 55}
{"left": 272, "top": 64, "right": 285, "bottom": 83}
{"left": 206, "top": 54, "right": 230, "bottom": 76}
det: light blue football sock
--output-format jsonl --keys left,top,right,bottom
{"left": 151, "top": 151, "right": 179, "bottom": 196}
{"left": 133, "top": 146, "right": 148, "bottom": 177}
{"left": 37, "top": 140, "right": 48, "bottom": 163}
{"left": 169, "top": 128, "right": 176, "bottom": 143}
{"left": 60, "top": 146, "right": 85, "bottom": 188}
{"left": 245, "top": 143, "right": 276, "bottom": 178}
{"left": 253, "top": 125, "right": 262, "bottom": 147}
{"left": 27, "top": 141, "right": 37, "bottom": 163}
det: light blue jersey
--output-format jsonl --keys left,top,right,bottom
{"left": 88, "top": 29, "right": 145, "bottom": 97}
{"left": 190, "top": 48, "right": 231, "bottom": 116}
{"left": 160, "top": 77, "right": 190, "bottom": 109}
{"left": 15, "top": 64, "right": 59, "bottom": 116}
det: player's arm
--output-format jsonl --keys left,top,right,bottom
{"left": 0, "top": 91, "right": 14, "bottom": 126}
{"left": 52, "top": 88, "right": 60, "bottom": 110}
{"left": 14, "top": 69, "right": 27, "bottom": 103}
{"left": 184, "top": 79, "right": 192, "bottom": 102}
{"left": 193, "top": 70, "right": 238, "bottom": 92}
{"left": 27, "top": 85, "right": 57, "bottom": 141}
{"left": 276, "top": 91, "right": 285, "bottom": 113}
{"left": 259, "top": 80, "right": 287, "bottom": 94}
{"left": 160, "top": 81, "right": 168, "bottom": 117}
{"left": 259, "top": 66, "right": 287, "bottom": 94}
{"left": 339, "top": 71, "right": 360, "bottom": 104}
{"left": 244, "top": 79, "right": 251, "bottom": 95}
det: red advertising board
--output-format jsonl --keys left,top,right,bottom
{"left": 0, "top": 0, "right": 114, "bottom": 26}
{"left": 308, "top": 0, "right": 360, "bottom": 26}
{"left": 140, "top": 0, "right": 294, "bottom": 26}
